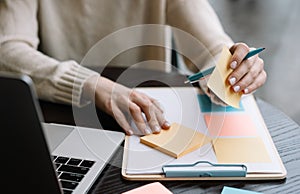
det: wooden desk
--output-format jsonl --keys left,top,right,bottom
{"left": 40, "top": 67, "right": 300, "bottom": 194}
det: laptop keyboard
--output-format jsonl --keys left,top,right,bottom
{"left": 52, "top": 155, "right": 95, "bottom": 194}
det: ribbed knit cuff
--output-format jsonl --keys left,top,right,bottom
{"left": 53, "top": 61, "right": 98, "bottom": 107}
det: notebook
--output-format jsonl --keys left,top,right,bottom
{"left": 0, "top": 72, "right": 125, "bottom": 194}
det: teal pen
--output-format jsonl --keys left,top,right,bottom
{"left": 184, "top": 47, "right": 265, "bottom": 84}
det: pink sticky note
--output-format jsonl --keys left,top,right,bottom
{"left": 122, "top": 182, "right": 173, "bottom": 194}
{"left": 204, "top": 114, "right": 257, "bottom": 137}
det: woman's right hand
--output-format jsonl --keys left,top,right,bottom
{"left": 83, "top": 75, "right": 170, "bottom": 135}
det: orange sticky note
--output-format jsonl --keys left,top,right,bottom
{"left": 213, "top": 137, "right": 271, "bottom": 163}
{"left": 122, "top": 182, "right": 172, "bottom": 194}
{"left": 207, "top": 46, "right": 242, "bottom": 108}
{"left": 204, "top": 114, "right": 258, "bottom": 137}
{"left": 140, "top": 123, "right": 211, "bottom": 158}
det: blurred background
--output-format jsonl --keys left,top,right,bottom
{"left": 209, "top": 0, "right": 300, "bottom": 125}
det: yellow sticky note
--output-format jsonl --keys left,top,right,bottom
{"left": 213, "top": 137, "right": 271, "bottom": 163}
{"left": 140, "top": 123, "right": 211, "bottom": 158}
{"left": 207, "top": 46, "right": 242, "bottom": 108}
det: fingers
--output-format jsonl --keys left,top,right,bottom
{"left": 112, "top": 107, "right": 134, "bottom": 136}
{"left": 150, "top": 97, "right": 164, "bottom": 113}
{"left": 243, "top": 70, "right": 267, "bottom": 94}
{"left": 229, "top": 43, "right": 249, "bottom": 69}
{"left": 94, "top": 78, "right": 170, "bottom": 136}
{"left": 228, "top": 43, "right": 267, "bottom": 94}
{"left": 128, "top": 102, "right": 151, "bottom": 135}
{"left": 130, "top": 91, "right": 170, "bottom": 134}
{"left": 152, "top": 98, "right": 171, "bottom": 129}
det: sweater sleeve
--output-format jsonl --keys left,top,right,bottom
{"left": 0, "top": 0, "right": 98, "bottom": 106}
{"left": 166, "top": 0, "right": 234, "bottom": 72}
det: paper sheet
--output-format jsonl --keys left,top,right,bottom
{"left": 221, "top": 186, "right": 262, "bottom": 194}
{"left": 197, "top": 94, "right": 244, "bottom": 113}
{"left": 207, "top": 46, "right": 242, "bottom": 108}
{"left": 204, "top": 114, "right": 258, "bottom": 137}
{"left": 122, "top": 182, "right": 172, "bottom": 194}
{"left": 213, "top": 137, "right": 271, "bottom": 163}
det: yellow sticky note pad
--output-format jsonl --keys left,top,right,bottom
{"left": 140, "top": 123, "right": 211, "bottom": 158}
{"left": 213, "top": 137, "right": 271, "bottom": 163}
{"left": 207, "top": 46, "right": 242, "bottom": 108}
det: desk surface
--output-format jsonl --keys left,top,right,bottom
{"left": 40, "top": 67, "right": 300, "bottom": 194}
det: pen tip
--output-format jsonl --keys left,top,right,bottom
{"left": 184, "top": 80, "right": 190, "bottom": 84}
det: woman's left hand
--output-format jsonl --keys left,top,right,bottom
{"left": 228, "top": 43, "right": 267, "bottom": 94}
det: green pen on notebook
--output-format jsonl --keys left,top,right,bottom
{"left": 184, "top": 47, "right": 265, "bottom": 84}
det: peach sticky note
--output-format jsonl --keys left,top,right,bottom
{"left": 213, "top": 137, "right": 271, "bottom": 163}
{"left": 204, "top": 114, "right": 258, "bottom": 137}
{"left": 122, "top": 182, "right": 172, "bottom": 194}
{"left": 207, "top": 46, "right": 242, "bottom": 108}
{"left": 140, "top": 123, "right": 211, "bottom": 158}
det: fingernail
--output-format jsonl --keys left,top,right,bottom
{"left": 145, "top": 129, "right": 152, "bottom": 135}
{"left": 128, "top": 130, "right": 133, "bottom": 136}
{"left": 230, "top": 61, "right": 237, "bottom": 69}
{"left": 229, "top": 77, "right": 236, "bottom": 85}
{"left": 233, "top": 85, "right": 240, "bottom": 92}
{"left": 154, "top": 125, "right": 161, "bottom": 133}
{"left": 244, "top": 88, "right": 249, "bottom": 94}
{"left": 163, "top": 121, "right": 171, "bottom": 129}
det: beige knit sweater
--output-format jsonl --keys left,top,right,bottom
{"left": 0, "top": 0, "right": 233, "bottom": 106}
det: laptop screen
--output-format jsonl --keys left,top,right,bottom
{"left": 0, "top": 73, "right": 62, "bottom": 194}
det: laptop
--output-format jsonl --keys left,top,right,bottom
{"left": 0, "top": 72, "right": 125, "bottom": 194}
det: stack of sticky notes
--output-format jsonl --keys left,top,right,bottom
{"left": 140, "top": 123, "right": 211, "bottom": 158}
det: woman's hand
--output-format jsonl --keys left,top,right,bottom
{"left": 84, "top": 76, "right": 170, "bottom": 135}
{"left": 228, "top": 43, "right": 267, "bottom": 94}
{"left": 198, "top": 42, "right": 266, "bottom": 106}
